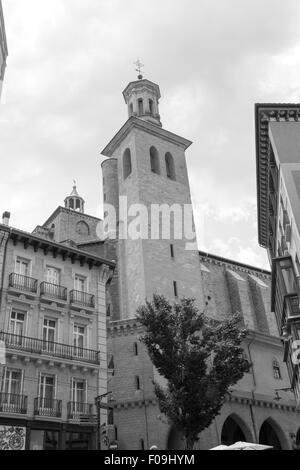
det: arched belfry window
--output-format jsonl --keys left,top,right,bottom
{"left": 273, "top": 359, "right": 282, "bottom": 379}
{"left": 149, "top": 99, "right": 154, "bottom": 115}
{"left": 150, "top": 146, "right": 160, "bottom": 175}
{"left": 138, "top": 99, "right": 144, "bottom": 116}
{"left": 165, "top": 152, "right": 176, "bottom": 180}
{"left": 129, "top": 103, "right": 134, "bottom": 116}
{"left": 75, "top": 199, "right": 82, "bottom": 211}
{"left": 123, "top": 148, "right": 132, "bottom": 179}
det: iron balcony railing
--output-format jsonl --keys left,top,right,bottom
{"left": 34, "top": 397, "right": 62, "bottom": 418}
{"left": 0, "top": 331, "right": 100, "bottom": 365}
{"left": 40, "top": 282, "right": 67, "bottom": 301}
{"left": 67, "top": 402, "right": 93, "bottom": 419}
{"left": 9, "top": 273, "right": 38, "bottom": 293}
{"left": 70, "top": 290, "right": 95, "bottom": 308}
{"left": 0, "top": 393, "right": 27, "bottom": 414}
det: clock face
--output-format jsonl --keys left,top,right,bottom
{"left": 76, "top": 221, "right": 90, "bottom": 236}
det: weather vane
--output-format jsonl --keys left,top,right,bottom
{"left": 73, "top": 179, "right": 76, "bottom": 187}
{"left": 134, "top": 59, "right": 144, "bottom": 79}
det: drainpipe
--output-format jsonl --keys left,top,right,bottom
{"left": 247, "top": 333, "right": 259, "bottom": 443}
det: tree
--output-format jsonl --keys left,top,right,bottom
{"left": 136, "top": 295, "right": 250, "bottom": 450}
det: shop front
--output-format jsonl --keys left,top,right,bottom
{"left": 0, "top": 418, "right": 97, "bottom": 450}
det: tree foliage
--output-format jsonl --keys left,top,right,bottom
{"left": 137, "top": 295, "right": 250, "bottom": 450}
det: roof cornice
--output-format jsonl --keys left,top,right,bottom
{"left": 5, "top": 226, "right": 115, "bottom": 269}
{"left": 122, "top": 79, "right": 161, "bottom": 102}
{"left": 42, "top": 206, "right": 101, "bottom": 228}
{"left": 255, "top": 103, "right": 300, "bottom": 248}
{"left": 101, "top": 116, "right": 192, "bottom": 157}
{"left": 199, "top": 250, "right": 271, "bottom": 276}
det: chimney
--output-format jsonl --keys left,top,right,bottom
{"left": 2, "top": 212, "right": 10, "bottom": 226}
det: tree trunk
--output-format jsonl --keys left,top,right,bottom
{"left": 185, "top": 437, "right": 194, "bottom": 450}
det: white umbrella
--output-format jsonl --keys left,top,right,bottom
{"left": 227, "top": 441, "right": 273, "bottom": 450}
{"left": 210, "top": 445, "right": 230, "bottom": 450}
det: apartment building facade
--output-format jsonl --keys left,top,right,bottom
{"left": 256, "top": 104, "right": 300, "bottom": 410}
{"left": 0, "top": 209, "right": 114, "bottom": 450}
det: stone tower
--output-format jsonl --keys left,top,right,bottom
{"left": 101, "top": 75, "right": 204, "bottom": 319}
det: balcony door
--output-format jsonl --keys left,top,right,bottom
{"left": 15, "top": 258, "right": 30, "bottom": 277}
{"left": 74, "top": 275, "right": 87, "bottom": 304}
{"left": 2, "top": 369, "right": 22, "bottom": 410}
{"left": 45, "top": 267, "right": 60, "bottom": 297}
{"left": 43, "top": 319, "right": 57, "bottom": 353}
{"left": 9, "top": 311, "right": 26, "bottom": 346}
{"left": 39, "top": 374, "right": 55, "bottom": 411}
{"left": 71, "top": 379, "right": 86, "bottom": 414}
{"left": 73, "top": 325, "right": 85, "bottom": 359}
{"left": 46, "top": 267, "right": 60, "bottom": 285}
{"left": 75, "top": 275, "right": 86, "bottom": 292}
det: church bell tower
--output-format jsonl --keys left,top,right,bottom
{"left": 101, "top": 72, "right": 204, "bottom": 320}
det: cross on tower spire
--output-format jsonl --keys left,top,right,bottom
{"left": 133, "top": 59, "right": 144, "bottom": 80}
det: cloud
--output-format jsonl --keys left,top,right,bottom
{"left": 1, "top": 0, "right": 299, "bottom": 269}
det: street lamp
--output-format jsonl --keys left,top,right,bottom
{"left": 95, "top": 391, "right": 113, "bottom": 450}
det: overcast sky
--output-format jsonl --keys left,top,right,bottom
{"left": 2, "top": 0, "right": 300, "bottom": 270}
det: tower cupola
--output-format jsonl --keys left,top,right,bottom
{"left": 64, "top": 182, "right": 85, "bottom": 213}
{"left": 123, "top": 77, "right": 162, "bottom": 127}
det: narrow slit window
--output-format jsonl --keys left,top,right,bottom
{"left": 135, "top": 376, "right": 141, "bottom": 390}
{"left": 170, "top": 244, "right": 174, "bottom": 259}
{"left": 123, "top": 148, "right": 132, "bottom": 179}
{"left": 173, "top": 281, "right": 178, "bottom": 298}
